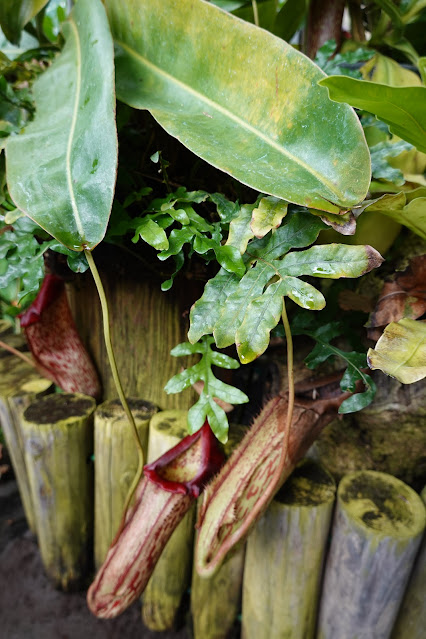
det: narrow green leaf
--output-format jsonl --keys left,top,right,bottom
{"left": 133, "top": 217, "right": 169, "bottom": 250}
{"left": 0, "top": 0, "right": 49, "bottom": 44}
{"left": 226, "top": 203, "right": 255, "bottom": 253}
{"left": 250, "top": 196, "right": 288, "bottom": 239}
{"left": 158, "top": 227, "right": 194, "bottom": 260}
{"left": 367, "top": 318, "right": 426, "bottom": 383}
{"left": 236, "top": 280, "right": 285, "bottom": 364}
{"left": 214, "top": 244, "right": 246, "bottom": 276}
{"left": 210, "top": 351, "right": 240, "bottom": 369}
{"left": 6, "top": 0, "right": 117, "bottom": 250}
{"left": 319, "top": 76, "right": 426, "bottom": 153}
{"left": 164, "top": 364, "right": 201, "bottom": 394}
{"left": 205, "top": 397, "right": 229, "bottom": 444}
{"left": 278, "top": 244, "right": 384, "bottom": 279}
{"left": 214, "top": 262, "right": 275, "bottom": 348}
{"left": 248, "top": 209, "right": 326, "bottom": 260}
{"left": 188, "top": 268, "right": 240, "bottom": 343}
{"left": 188, "top": 394, "right": 209, "bottom": 435}
{"left": 170, "top": 341, "right": 205, "bottom": 357}
{"left": 339, "top": 380, "right": 376, "bottom": 413}
{"left": 280, "top": 276, "right": 325, "bottom": 310}
{"left": 106, "top": 0, "right": 370, "bottom": 212}
{"left": 208, "top": 376, "right": 249, "bottom": 404}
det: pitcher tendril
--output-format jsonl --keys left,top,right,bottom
{"left": 84, "top": 249, "right": 144, "bottom": 527}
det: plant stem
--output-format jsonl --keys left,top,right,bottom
{"left": 84, "top": 249, "right": 144, "bottom": 530}
{"left": 252, "top": 0, "right": 260, "bottom": 27}
{"left": 281, "top": 298, "right": 294, "bottom": 449}
{"left": 0, "top": 340, "right": 37, "bottom": 369}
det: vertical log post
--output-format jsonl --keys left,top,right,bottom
{"left": 391, "top": 485, "right": 426, "bottom": 639}
{"left": 0, "top": 342, "right": 54, "bottom": 533}
{"left": 142, "top": 410, "right": 196, "bottom": 631}
{"left": 190, "top": 424, "right": 248, "bottom": 639}
{"left": 242, "top": 459, "right": 336, "bottom": 639}
{"left": 21, "top": 393, "right": 96, "bottom": 590}
{"left": 317, "top": 471, "right": 426, "bottom": 639}
{"left": 93, "top": 398, "right": 159, "bottom": 569}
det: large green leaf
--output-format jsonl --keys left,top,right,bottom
{"left": 319, "top": 76, "right": 426, "bottom": 153}
{"left": 105, "top": 0, "right": 370, "bottom": 212}
{"left": 362, "top": 191, "right": 426, "bottom": 239}
{"left": 367, "top": 319, "right": 426, "bottom": 384}
{"left": 0, "top": 0, "right": 49, "bottom": 44}
{"left": 6, "top": 0, "right": 117, "bottom": 251}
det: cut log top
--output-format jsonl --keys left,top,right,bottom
{"left": 23, "top": 393, "right": 96, "bottom": 425}
{"left": 338, "top": 470, "right": 426, "bottom": 540}
{"left": 275, "top": 458, "right": 336, "bottom": 507}
{"left": 0, "top": 356, "right": 43, "bottom": 396}
{"left": 95, "top": 398, "right": 158, "bottom": 422}
{"left": 148, "top": 410, "right": 189, "bottom": 461}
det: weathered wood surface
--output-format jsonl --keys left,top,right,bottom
{"left": 391, "top": 485, "right": 426, "bottom": 639}
{"left": 0, "top": 377, "right": 53, "bottom": 533}
{"left": 242, "top": 459, "right": 336, "bottom": 639}
{"left": 94, "top": 398, "right": 159, "bottom": 569}
{"left": 67, "top": 261, "right": 197, "bottom": 409}
{"left": 317, "top": 471, "right": 426, "bottom": 639}
{"left": 0, "top": 341, "right": 53, "bottom": 533}
{"left": 142, "top": 410, "right": 195, "bottom": 631}
{"left": 21, "top": 393, "right": 96, "bottom": 590}
{"left": 312, "top": 371, "right": 426, "bottom": 486}
{"left": 191, "top": 424, "right": 248, "bottom": 639}
{"left": 191, "top": 519, "right": 245, "bottom": 639}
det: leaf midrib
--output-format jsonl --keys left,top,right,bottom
{"left": 117, "top": 39, "right": 346, "bottom": 203}
{"left": 66, "top": 17, "right": 85, "bottom": 243}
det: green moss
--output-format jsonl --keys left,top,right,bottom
{"left": 275, "top": 459, "right": 336, "bottom": 507}
{"left": 339, "top": 471, "right": 426, "bottom": 539}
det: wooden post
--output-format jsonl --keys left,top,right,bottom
{"left": 93, "top": 398, "right": 159, "bottom": 569}
{"left": 0, "top": 341, "right": 54, "bottom": 533}
{"left": 21, "top": 393, "right": 96, "bottom": 590}
{"left": 241, "top": 459, "right": 336, "bottom": 639}
{"left": 191, "top": 424, "right": 248, "bottom": 639}
{"left": 391, "top": 485, "right": 426, "bottom": 639}
{"left": 141, "top": 410, "right": 196, "bottom": 631}
{"left": 67, "top": 262, "right": 198, "bottom": 408}
{"left": 0, "top": 376, "right": 53, "bottom": 533}
{"left": 317, "top": 471, "right": 426, "bottom": 639}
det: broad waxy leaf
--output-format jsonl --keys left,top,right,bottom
{"left": 277, "top": 244, "right": 384, "bottom": 279}
{"left": 105, "top": 0, "right": 370, "bottom": 212}
{"left": 363, "top": 191, "right": 426, "bottom": 239}
{"left": 319, "top": 76, "right": 426, "bottom": 154}
{"left": 0, "top": 0, "right": 49, "bottom": 44}
{"left": 6, "top": 0, "right": 117, "bottom": 251}
{"left": 250, "top": 196, "right": 288, "bottom": 239}
{"left": 367, "top": 318, "right": 426, "bottom": 384}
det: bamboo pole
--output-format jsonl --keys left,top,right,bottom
{"left": 241, "top": 459, "right": 336, "bottom": 639}
{"left": 93, "top": 398, "right": 159, "bottom": 569}
{"left": 317, "top": 471, "right": 426, "bottom": 639}
{"left": 0, "top": 376, "right": 53, "bottom": 533}
{"left": 141, "top": 409, "right": 196, "bottom": 631}
{"left": 190, "top": 423, "right": 248, "bottom": 639}
{"left": 391, "top": 485, "right": 426, "bottom": 639}
{"left": 21, "top": 393, "right": 96, "bottom": 590}
{"left": 0, "top": 344, "right": 54, "bottom": 533}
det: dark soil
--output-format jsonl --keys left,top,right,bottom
{"left": 0, "top": 479, "right": 190, "bottom": 639}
